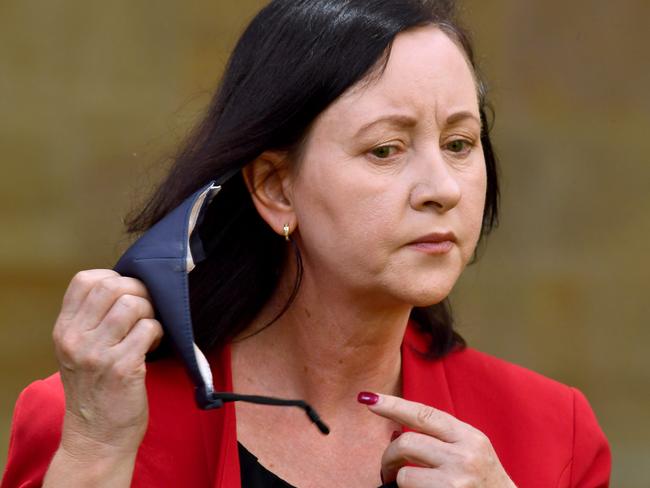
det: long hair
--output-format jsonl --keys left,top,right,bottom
{"left": 125, "top": 0, "right": 500, "bottom": 359}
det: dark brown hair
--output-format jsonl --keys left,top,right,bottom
{"left": 126, "top": 0, "right": 499, "bottom": 359}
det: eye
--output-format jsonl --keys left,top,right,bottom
{"left": 370, "top": 145, "right": 398, "bottom": 159}
{"left": 444, "top": 139, "right": 473, "bottom": 155}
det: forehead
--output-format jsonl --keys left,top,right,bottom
{"left": 319, "top": 25, "right": 479, "bottom": 129}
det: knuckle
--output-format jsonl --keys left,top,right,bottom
{"left": 116, "top": 294, "right": 140, "bottom": 312}
{"left": 141, "top": 299, "right": 155, "bottom": 318}
{"left": 394, "top": 431, "right": 417, "bottom": 452}
{"left": 470, "top": 429, "right": 491, "bottom": 451}
{"left": 152, "top": 320, "right": 163, "bottom": 336}
{"left": 55, "top": 331, "right": 78, "bottom": 360}
{"left": 142, "top": 322, "right": 163, "bottom": 351}
{"left": 465, "top": 453, "right": 482, "bottom": 474}
{"left": 130, "top": 277, "right": 147, "bottom": 291}
{"left": 71, "top": 270, "right": 95, "bottom": 287}
{"left": 396, "top": 467, "right": 414, "bottom": 486}
{"left": 72, "top": 270, "right": 117, "bottom": 289}
{"left": 52, "top": 323, "right": 64, "bottom": 345}
{"left": 415, "top": 405, "right": 437, "bottom": 428}
{"left": 78, "top": 349, "right": 108, "bottom": 371}
{"left": 152, "top": 319, "right": 164, "bottom": 337}
{"left": 124, "top": 276, "right": 148, "bottom": 296}
{"left": 137, "top": 318, "right": 157, "bottom": 336}
{"left": 95, "top": 277, "right": 121, "bottom": 298}
{"left": 111, "top": 361, "right": 138, "bottom": 382}
{"left": 116, "top": 295, "right": 154, "bottom": 319}
{"left": 459, "top": 447, "right": 483, "bottom": 474}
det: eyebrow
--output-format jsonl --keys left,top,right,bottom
{"left": 353, "top": 114, "right": 417, "bottom": 138}
{"left": 445, "top": 110, "right": 482, "bottom": 127}
{"left": 353, "top": 110, "right": 481, "bottom": 138}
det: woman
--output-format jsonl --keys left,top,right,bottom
{"left": 2, "top": 0, "right": 610, "bottom": 487}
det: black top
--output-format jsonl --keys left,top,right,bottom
{"left": 238, "top": 441, "right": 295, "bottom": 487}
{"left": 238, "top": 442, "right": 398, "bottom": 488}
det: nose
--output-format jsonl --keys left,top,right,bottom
{"left": 409, "top": 149, "right": 462, "bottom": 212}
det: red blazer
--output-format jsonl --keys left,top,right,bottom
{"left": 2, "top": 322, "right": 610, "bottom": 487}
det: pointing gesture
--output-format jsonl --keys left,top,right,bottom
{"left": 358, "top": 393, "right": 517, "bottom": 487}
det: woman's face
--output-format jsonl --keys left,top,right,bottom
{"left": 289, "top": 25, "right": 486, "bottom": 308}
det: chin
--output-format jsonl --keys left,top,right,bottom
{"left": 367, "top": 260, "right": 462, "bottom": 307}
{"left": 411, "top": 289, "right": 453, "bottom": 307}
{"left": 404, "top": 267, "right": 461, "bottom": 306}
{"left": 392, "top": 280, "right": 455, "bottom": 308}
{"left": 393, "top": 252, "right": 465, "bottom": 303}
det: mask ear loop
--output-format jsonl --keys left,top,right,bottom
{"left": 215, "top": 392, "right": 330, "bottom": 435}
{"left": 189, "top": 174, "right": 329, "bottom": 436}
{"left": 192, "top": 342, "right": 329, "bottom": 434}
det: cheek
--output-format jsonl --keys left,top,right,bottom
{"left": 292, "top": 157, "right": 404, "bottom": 274}
{"left": 458, "top": 162, "right": 488, "bottom": 260}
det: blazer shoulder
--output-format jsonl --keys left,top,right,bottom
{"left": 1, "top": 374, "right": 65, "bottom": 488}
{"left": 9, "top": 373, "right": 66, "bottom": 437}
{"left": 442, "top": 346, "right": 580, "bottom": 434}
{"left": 1, "top": 359, "right": 204, "bottom": 488}
{"left": 441, "top": 347, "right": 610, "bottom": 487}
{"left": 445, "top": 346, "right": 574, "bottom": 404}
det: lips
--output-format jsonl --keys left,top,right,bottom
{"left": 408, "top": 231, "right": 457, "bottom": 245}
{"left": 407, "top": 232, "right": 456, "bottom": 255}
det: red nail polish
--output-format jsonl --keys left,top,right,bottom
{"left": 390, "top": 430, "right": 402, "bottom": 441}
{"left": 357, "top": 391, "right": 379, "bottom": 405}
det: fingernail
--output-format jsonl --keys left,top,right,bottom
{"left": 357, "top": 391, "right": 379, "bottom": 405}
{"left": 390, "top": 430, "right": 402, "bottom": 441}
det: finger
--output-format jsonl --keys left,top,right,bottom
{"left": 60, "top": 270, "right": 119, "bottom": 317}
{"left": 396, "top": 466, "right": 449, "bottom": 488}
{"left": 91, "top": 295, "right": 155, "bottom": 346}
{"left": 113, "top": 318, "right": 164, "bottom": 359}
{"left": 75, "top": 276, "right": 152, "bottom": 331}
{"left": 362, "top": 393, "right": 465, "bottom": 442}
{"left": 381, "top": 431, "right": 449, "bottom": 483}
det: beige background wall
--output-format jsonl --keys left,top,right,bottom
{"left": 1, "top": 1, "right": 648, "bottom": 485}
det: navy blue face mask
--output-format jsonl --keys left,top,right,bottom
{"left": 114, "top": 175, "right": 329, "bottom": 435}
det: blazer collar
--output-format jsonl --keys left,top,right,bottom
{"left": 401, "top": 320, "right": 457, "bottom": 417}
{"left": 200, "top": 344, "right": 239, "bottom": 487}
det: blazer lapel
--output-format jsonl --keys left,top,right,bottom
{"left": 200, "top": 343, "right": 241, "bottom": 488}
{"left": 401, "top": 320, "right": 457, "bottom": 417}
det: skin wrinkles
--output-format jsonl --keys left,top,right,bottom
{"left": 232, "top": 25, "right": 490, "bottom": 487}
{"left": 289, "top": 28, "right": 485, "bottom": 306}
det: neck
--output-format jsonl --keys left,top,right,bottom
{"left": 231, "top": 262, "right": 412, "bottom": 416}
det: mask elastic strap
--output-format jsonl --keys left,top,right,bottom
{"left": 193, "top": 340, "right": 330, "bottom": 435}
{"left": 189, "top": 173, "right": 329, "bottom": 436}
{"left": 214, "top": 392, "right": 330, "bottom": 435}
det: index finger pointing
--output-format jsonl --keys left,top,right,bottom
{"left": 359, "top": 393, "right": 464, "bottom": 443}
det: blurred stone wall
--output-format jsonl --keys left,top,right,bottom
{"left": 1, "top": 1, "right": 648, "bottom": 485}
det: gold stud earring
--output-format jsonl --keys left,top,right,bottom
{"left": 283, "top": 223, "right": 290, "bottom": 241}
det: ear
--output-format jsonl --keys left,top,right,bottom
{"left": 242, "top": 150, "right": 296, "bottom": 237}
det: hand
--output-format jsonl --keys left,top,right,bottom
{"left": 362, "top": 393, "right": 516, "bottom": 487}
{"left": 52, "top": 269, "right": 163, "bottom": 459}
